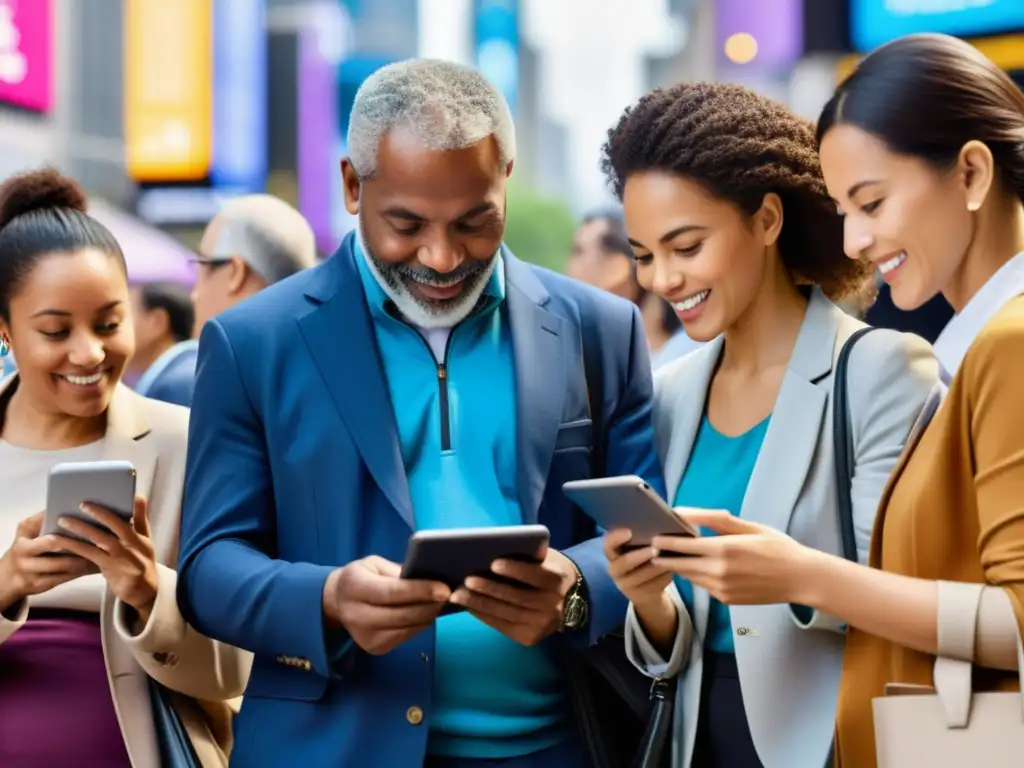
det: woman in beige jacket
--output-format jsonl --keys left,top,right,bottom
{"left": 0, "top": 169, "right": 250, "bottom": 767}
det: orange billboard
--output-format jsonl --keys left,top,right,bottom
{"left": 124, "top": 0, "right": 213, "bottom": 182}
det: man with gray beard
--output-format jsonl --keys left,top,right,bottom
{"left": 177, "top": 59, "right": 664, "bottom": 768}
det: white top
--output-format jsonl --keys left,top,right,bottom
{"left": 0, "top": 438, "right": 107, "bottom": 612}
{"left": 934, "top": 250, "right": 1024, "bottom": 381}
{"left": 651, "top": 329, "right": 704, "bottom": 370}
{"left": 415, "top": 325, "right": 452, "bottom": 362}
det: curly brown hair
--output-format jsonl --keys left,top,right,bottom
{"left": 600, "top": 82, "right": 872, "bottom": 300}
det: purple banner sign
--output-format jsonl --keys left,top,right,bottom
{"left": 298, "top": 26, "right": 338, "bottom": 255}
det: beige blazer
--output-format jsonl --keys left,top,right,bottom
{"left": 0, "top": 378, "right": 252, "bottom": 767}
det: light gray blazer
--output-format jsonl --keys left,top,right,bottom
{"left": 624, "top": 288, "right": 941, "bottom": 768}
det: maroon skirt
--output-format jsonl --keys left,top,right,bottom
{"left": 0, "top": 608, "right": 131, "bottom": 767}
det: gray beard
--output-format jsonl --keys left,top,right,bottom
{"left": 356, "top": 219, "right": 498, "bottom": 329}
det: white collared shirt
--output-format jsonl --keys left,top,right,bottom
{"left": 933, "top": 250, "right": 1024, "bottom": 382}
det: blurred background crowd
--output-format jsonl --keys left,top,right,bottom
{"left": 2, "top": 0, "right": 1021, "bottom": 370}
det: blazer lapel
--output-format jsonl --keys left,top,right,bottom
{"left": 102, "top": 386, "right": 159, "bottom": 505}
{"left": 295, "top": 243, "right": 414, "bottom": 527}
{"left": 661, "top": 337, "right": 722, "bottom": 503}
{"left": 93, "top": 386, "right": 160, "bottom": 683}
{"left": 505, "top": 256, "right": 570, "bottom": 524}
{"left": 738, "top": 290, "right": 834, "bottom": 534}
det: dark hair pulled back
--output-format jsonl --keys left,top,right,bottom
{"left": 601, "top": 82, "right": 871, "bottom": 300}
{"left": 818, "top": 33, "right": 1024, "bottom": 203}
{"left": 0, "top": 168, "right": 125, "bottom": 321}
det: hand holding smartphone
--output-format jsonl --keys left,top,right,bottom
{"left": 0, "top": 512, "right": 97, "bottom": 612}
{"left": 0, "top": 458, "right": 130, "bottom": 611}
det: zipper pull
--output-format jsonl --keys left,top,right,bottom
{"left": 437, "top": 366, "right": 446, "bottom": 379}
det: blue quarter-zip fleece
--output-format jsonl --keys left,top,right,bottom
{"left": 355, "top": 247, "right": 572, "bottom": 759}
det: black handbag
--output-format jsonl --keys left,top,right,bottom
{"left": 148, "top": 677, "right": 201, "bottom": 768}
{"left": 574, "top": 331, "right": 676, "bottom": 768}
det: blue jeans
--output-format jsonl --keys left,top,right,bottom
{"left": 423, "top": 738, "right": 589, "bottom": 768}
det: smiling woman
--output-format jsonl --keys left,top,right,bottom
{"left": 0, "top": 168, "right": 248, "bottom": 768}
{"left": 0, "top": 175, "right": 133, "bottom": 429}
{"left": 597, "top": 83, "right": 939, "bottom": 768}
{"left": 811, "top": 34, "right": 1024, "bottom": 768}
{"left": 600, "top": 83, "right": 873, "bottom": 339}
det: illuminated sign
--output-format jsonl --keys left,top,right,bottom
{"left": 124, "top": 0, "right": 213, "bottom": 182}
{"left": 211, "top": 0, "right": 267, "bottom": 191}
{"left": 0, "top": 0, "right": 52, "bottom": 112}
{"left": 475, "top": 0, "right": 518, "bottom": 112}
{"left": 851, "top": 0, "right": 1024, "bottom": 52}
{"left": 838, "top": 32, "right": 1024, "bottom": 80}
{"left": 299, "top": 26, "right": 339, "bottom": 254}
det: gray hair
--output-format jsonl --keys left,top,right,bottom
{"left": 347, "top": 59, "right": 516, "bottom": 179}
{"left": 210, "top": 195, "right": 318, "bottom": 284}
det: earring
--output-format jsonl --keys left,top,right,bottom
{"left": 0, "top": 340, "right": 7, "bottom": 357}
{"left": 967, "top": 201, "right": 980, "bottom": 212}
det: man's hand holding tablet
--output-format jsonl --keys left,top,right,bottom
{"left": 321, "top": 555, "right": 451, "bottom": 656}
{"left": 325, "top": 526, "right": 584, "bottom": 655}
{"left": 402, "top": 525, "right": 584, "bottom": 647}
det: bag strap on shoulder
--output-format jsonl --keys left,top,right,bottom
{"left": 832, "top": 326, "right": 878, "bottom": 563}
{"left": 582, "top": 328, "right": 605, "bottom": 477}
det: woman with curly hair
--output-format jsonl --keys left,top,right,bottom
{"left": 598, "top": 83, "right": 941, "bottom": 767}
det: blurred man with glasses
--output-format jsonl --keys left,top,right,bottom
{"left": 129, "top": 195, "right": 315, "bottom": 408}
{"left": 192, "top": 194, "right": 318, "bottom": 338}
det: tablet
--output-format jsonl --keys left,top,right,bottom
{"left": 44, "top": 460, "right": 137, "bottom": 545}
{"left": 401, "top": 525, "right": 550, "bottom": 614}
{"left": 562, "top": 475, "right": 699, "bottom": 547}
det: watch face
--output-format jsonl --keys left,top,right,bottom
{"left": 563, "top": 592, "right": 587, "bottom": 629}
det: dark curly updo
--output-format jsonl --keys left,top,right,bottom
{"left": 601, "top": 83, "right": 872, "bottom": 300}
{"left": 0, "top": 168, "right": 124, "bottom": 321}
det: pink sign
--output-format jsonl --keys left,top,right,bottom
{"left": 0, "top": 0, "right": 52, "bottom": 112}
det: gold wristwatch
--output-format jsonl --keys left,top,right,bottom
{"left": 559, "top": 559, "right": 588, "bottom": 632}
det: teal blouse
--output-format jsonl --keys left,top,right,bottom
{"left": 671, "top": 413, "right": 770, "bottom": 654}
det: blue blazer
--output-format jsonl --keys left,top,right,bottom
{"left": 138, "top": 341, "right": 199, "bottom": 407}
{"left": 177, "top": 235, "right": 664, "bottom": 767}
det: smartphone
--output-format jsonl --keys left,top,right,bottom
{"left": 43, "top": 460, "right": 137, "bottom": 545}
{"left": 562, "top": 475, "right": 699, "bottom": 547}
{"left": 401, "top": 525, "right": 550, "bottom": 615}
